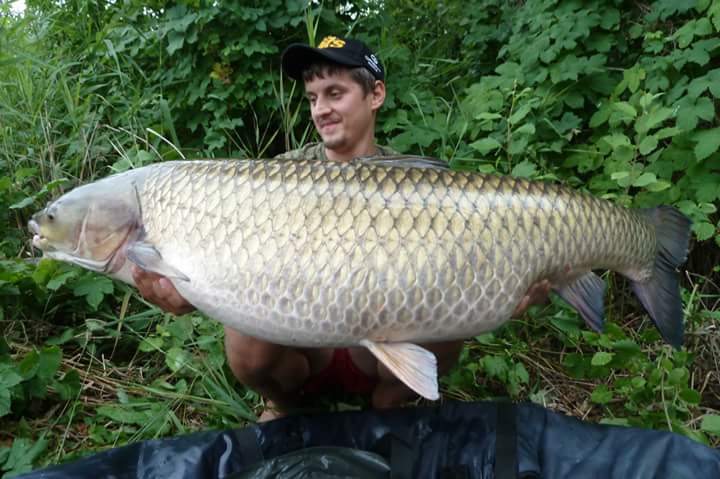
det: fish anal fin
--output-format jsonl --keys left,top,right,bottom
{"left": 553, "top": 272, "right": 606, "bottom": 333}
{"left": 127, "top": 241, "right": 190, "bottom": 282}
{"left": 360, "top": 339, "right": 439, "bottom": 400}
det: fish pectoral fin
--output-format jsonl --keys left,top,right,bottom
{"left": 360, "top": 339, "right": 439, "bottom": 400}
{"left": 553, "top": 272, "right": 606, "bottom": 332}
{"left": 127, "top": 241, "right": 190, "bottom": 282}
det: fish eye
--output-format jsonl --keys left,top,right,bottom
{"left": 47, "top": 213, "right": 55, "bottom": 221}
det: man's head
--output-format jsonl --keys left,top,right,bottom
{"left": 281, "top": 35, "right": 385, "bottom": 84}
{"left": 281, "top": 36, "right": 386, "bottom": 159}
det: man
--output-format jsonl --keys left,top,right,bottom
{"left": 133, "top": 36, "right": 550, "bottom": 421}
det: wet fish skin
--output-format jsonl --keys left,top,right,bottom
{"left": 29, "top": 157, "right": 692, "bottom": 399}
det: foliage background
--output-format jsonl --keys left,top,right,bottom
{"left": 1, "top": 0, "right": 719, "bottom": 475}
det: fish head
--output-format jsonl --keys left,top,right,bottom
{"left": 28, "top": 174, "right": 142, "bottom": 273}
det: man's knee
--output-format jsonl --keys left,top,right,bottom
{"left": 223, "top": 327, "right": 284, "bottom": 382}
{"left": 433, "top": 340, "right": 465, "bottom": 374}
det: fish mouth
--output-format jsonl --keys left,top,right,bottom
{"left": 28, "top": 219, "right": 52, "bottom": 251}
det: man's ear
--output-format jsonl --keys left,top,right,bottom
{"left": 370, "top": 80, "right": 386, "bottom": 111}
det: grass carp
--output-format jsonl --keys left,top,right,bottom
{"left": 28, "top": 157, "right": 692, "bottom": 400}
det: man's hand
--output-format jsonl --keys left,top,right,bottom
{"left": 131, "top": 265, "right": 195, "bottom": 315}
{"left": 512, "top": 279, "right": 551, "bottom": 317}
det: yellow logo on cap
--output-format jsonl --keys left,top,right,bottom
{"left": 318, "top": 36, "right": 346, "bottom": 49}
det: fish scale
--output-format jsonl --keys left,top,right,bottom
{"left": 30, "top": 156, "right": 691, "bottom": 399}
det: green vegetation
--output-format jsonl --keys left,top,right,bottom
{"left": 1, "top": 0, "right": 719, "bottom": 475}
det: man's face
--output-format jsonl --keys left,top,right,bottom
{"left": 304, "top": 69, "right": 382, "bottom": 154}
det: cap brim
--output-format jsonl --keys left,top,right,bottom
{"left": 281, "top": 44, "right": 364, "bottom": 80}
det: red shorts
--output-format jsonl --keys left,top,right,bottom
{"left": 300, "top": 348, "right": 378, "bottom": 396}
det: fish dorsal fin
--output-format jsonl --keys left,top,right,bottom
{"left": 127, "top": 241, "right": 190, "bottom": 282}
{"left": 553, "top": 272, "right": 606, "bottom": 332}
{"left": 354, "top": 155, "right": 450, "bottom": 170}
{"left": 360, "top": 339, "right": 439, "bottom": 400}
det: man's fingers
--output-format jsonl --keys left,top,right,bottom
{"left": 513, "top": 296, "right": 530, "bottom": 317}
{"left": 513, "top": 279, "right": 553, "bottom": 317}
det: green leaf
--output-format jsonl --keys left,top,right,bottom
{"left": 480, "top": 355, "right": 508, "bottom": 379}
{"left": 698, "top": 203, "right": 717, "bottom": 214}
{"left": 0, "top": 388, "right": 11, "bottom": 418}
{"left": 701, "top": 415, "right": 720, "bottom": 435}
{"left": 600, "top": 8, "right": 620, "bottom": 29}
{"left": 646, "top": 180, "right": 671, "bottom": 192}
{"left": 602, "top": 133, "right": 631, "bottom": 149}
{"left": 469, "top": 137, "right": 502, "bottom": 155}
{"left": 696, "top": 179, "right": 720, "bottom": 202}
{"left": 511, "top": 160, "right": 537, "bottom": 178}
{"left": 680, "top": 388, "right": 701, "bottom": 405}
{"left": 47, "top": 328, "right": 75, "bottom": 346}
{"left": 693, "top": 222, "right": 716, "bottom": 241}
{"left": 167, "top": 31, "right": 185, "bottom": 54}
{"left": 72, "top": 275, "right": 114, "bottom": 309}
{"left": 166, "top": 317, "right": 194, "bottom": 343}
{"left": 18, "top": 350, "right": 40, "bottom": 380}
{"left": 590, "top": 103, "right": 611, "bottom": 128}
{"left": 624, "top": 66, "right": 646, "bottom": 93}
{"left": 655, "top": 127, "right": 680, "bottom": 140}
{"left": 668, "top": 367, "right": 689, "bottom": 386}
{"left": 475, "top": 112, "right": 502, "bottom": 121}
{"left": 612, "top": 102, "right": 637, "bottom": 118}
{"left": 633, "top": 172, "right": 657, "bottom": 187}
{"left": 590, "top": 384, "right": 613, "bottom": 404}
{"left": 14, "top": 167, "right": 37, "bottom": 182}
{"left": 693, "top": 128, "right": 720, "bottom": 161}
{"left": 53, "top": 370, "right": 81, "bottom": 400}
{"left": 9, "top": 196, "right": 35, "bottom": 210}
{"left": 711, "top": 2, "right": 720, "bottom": 32}
{"left": 165, "top": 347, "right": 192, "bottom": 373}
{"left": 0, "top": 364, "right": 23, "bottom": 390}
{"left": 512, "top": 362, "right": 529, "bottom": 384}
{"left": 139, "top": 336, "right": 164, "bottom": 352}
{"left": 36, "top": 346, "right": 62, "bottom": 382}
{"left": 638, "top": 136, "right": 658, "bottom": 155}
{"left": 1, "top": 437, "right": 48, "bottom": 476}
{"left": 97, "top": 405, "right": 154, "bottom": 425}
{"left": 508, "top": 103, "right": 533, "bottom": 125}
{"left": 677, "top": 96, "right": 715, "bottom": 131}
{"left": 591, "top": 351, "right": 614, "bottom": 366}
{"left": 46, "top": 271, "right": 78, "bottom": 291}
{"left": 513, "top": 122, "right": 536, "bottom": 136}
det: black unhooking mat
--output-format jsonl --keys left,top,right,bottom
{"left": 17, "top": 401, "right": 720, "bottom": 478}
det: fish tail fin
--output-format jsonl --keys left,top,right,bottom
{"left": 630, "top": 206, "right": 692, "bottom": 349}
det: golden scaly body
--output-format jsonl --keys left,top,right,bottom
{"left": 138, "top": 159, "right": 656, "bottom": 346}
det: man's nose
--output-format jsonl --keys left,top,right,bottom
{"left": 313, "top": 97, "right": 331, "bottom": 116}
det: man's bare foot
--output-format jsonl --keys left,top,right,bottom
{"left": 257, "top": 400, "right": 288, "bottom": 422}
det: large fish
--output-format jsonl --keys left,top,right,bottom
{"left": 28, "top": 157, "right": 692, "bottom": 399}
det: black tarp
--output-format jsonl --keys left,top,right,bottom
{"left": 17, "top": 400, "right": 720, "bottom": 478}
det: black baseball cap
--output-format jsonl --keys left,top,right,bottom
{"left": 281, "top": 35, "right": 385, "bottom": 81}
